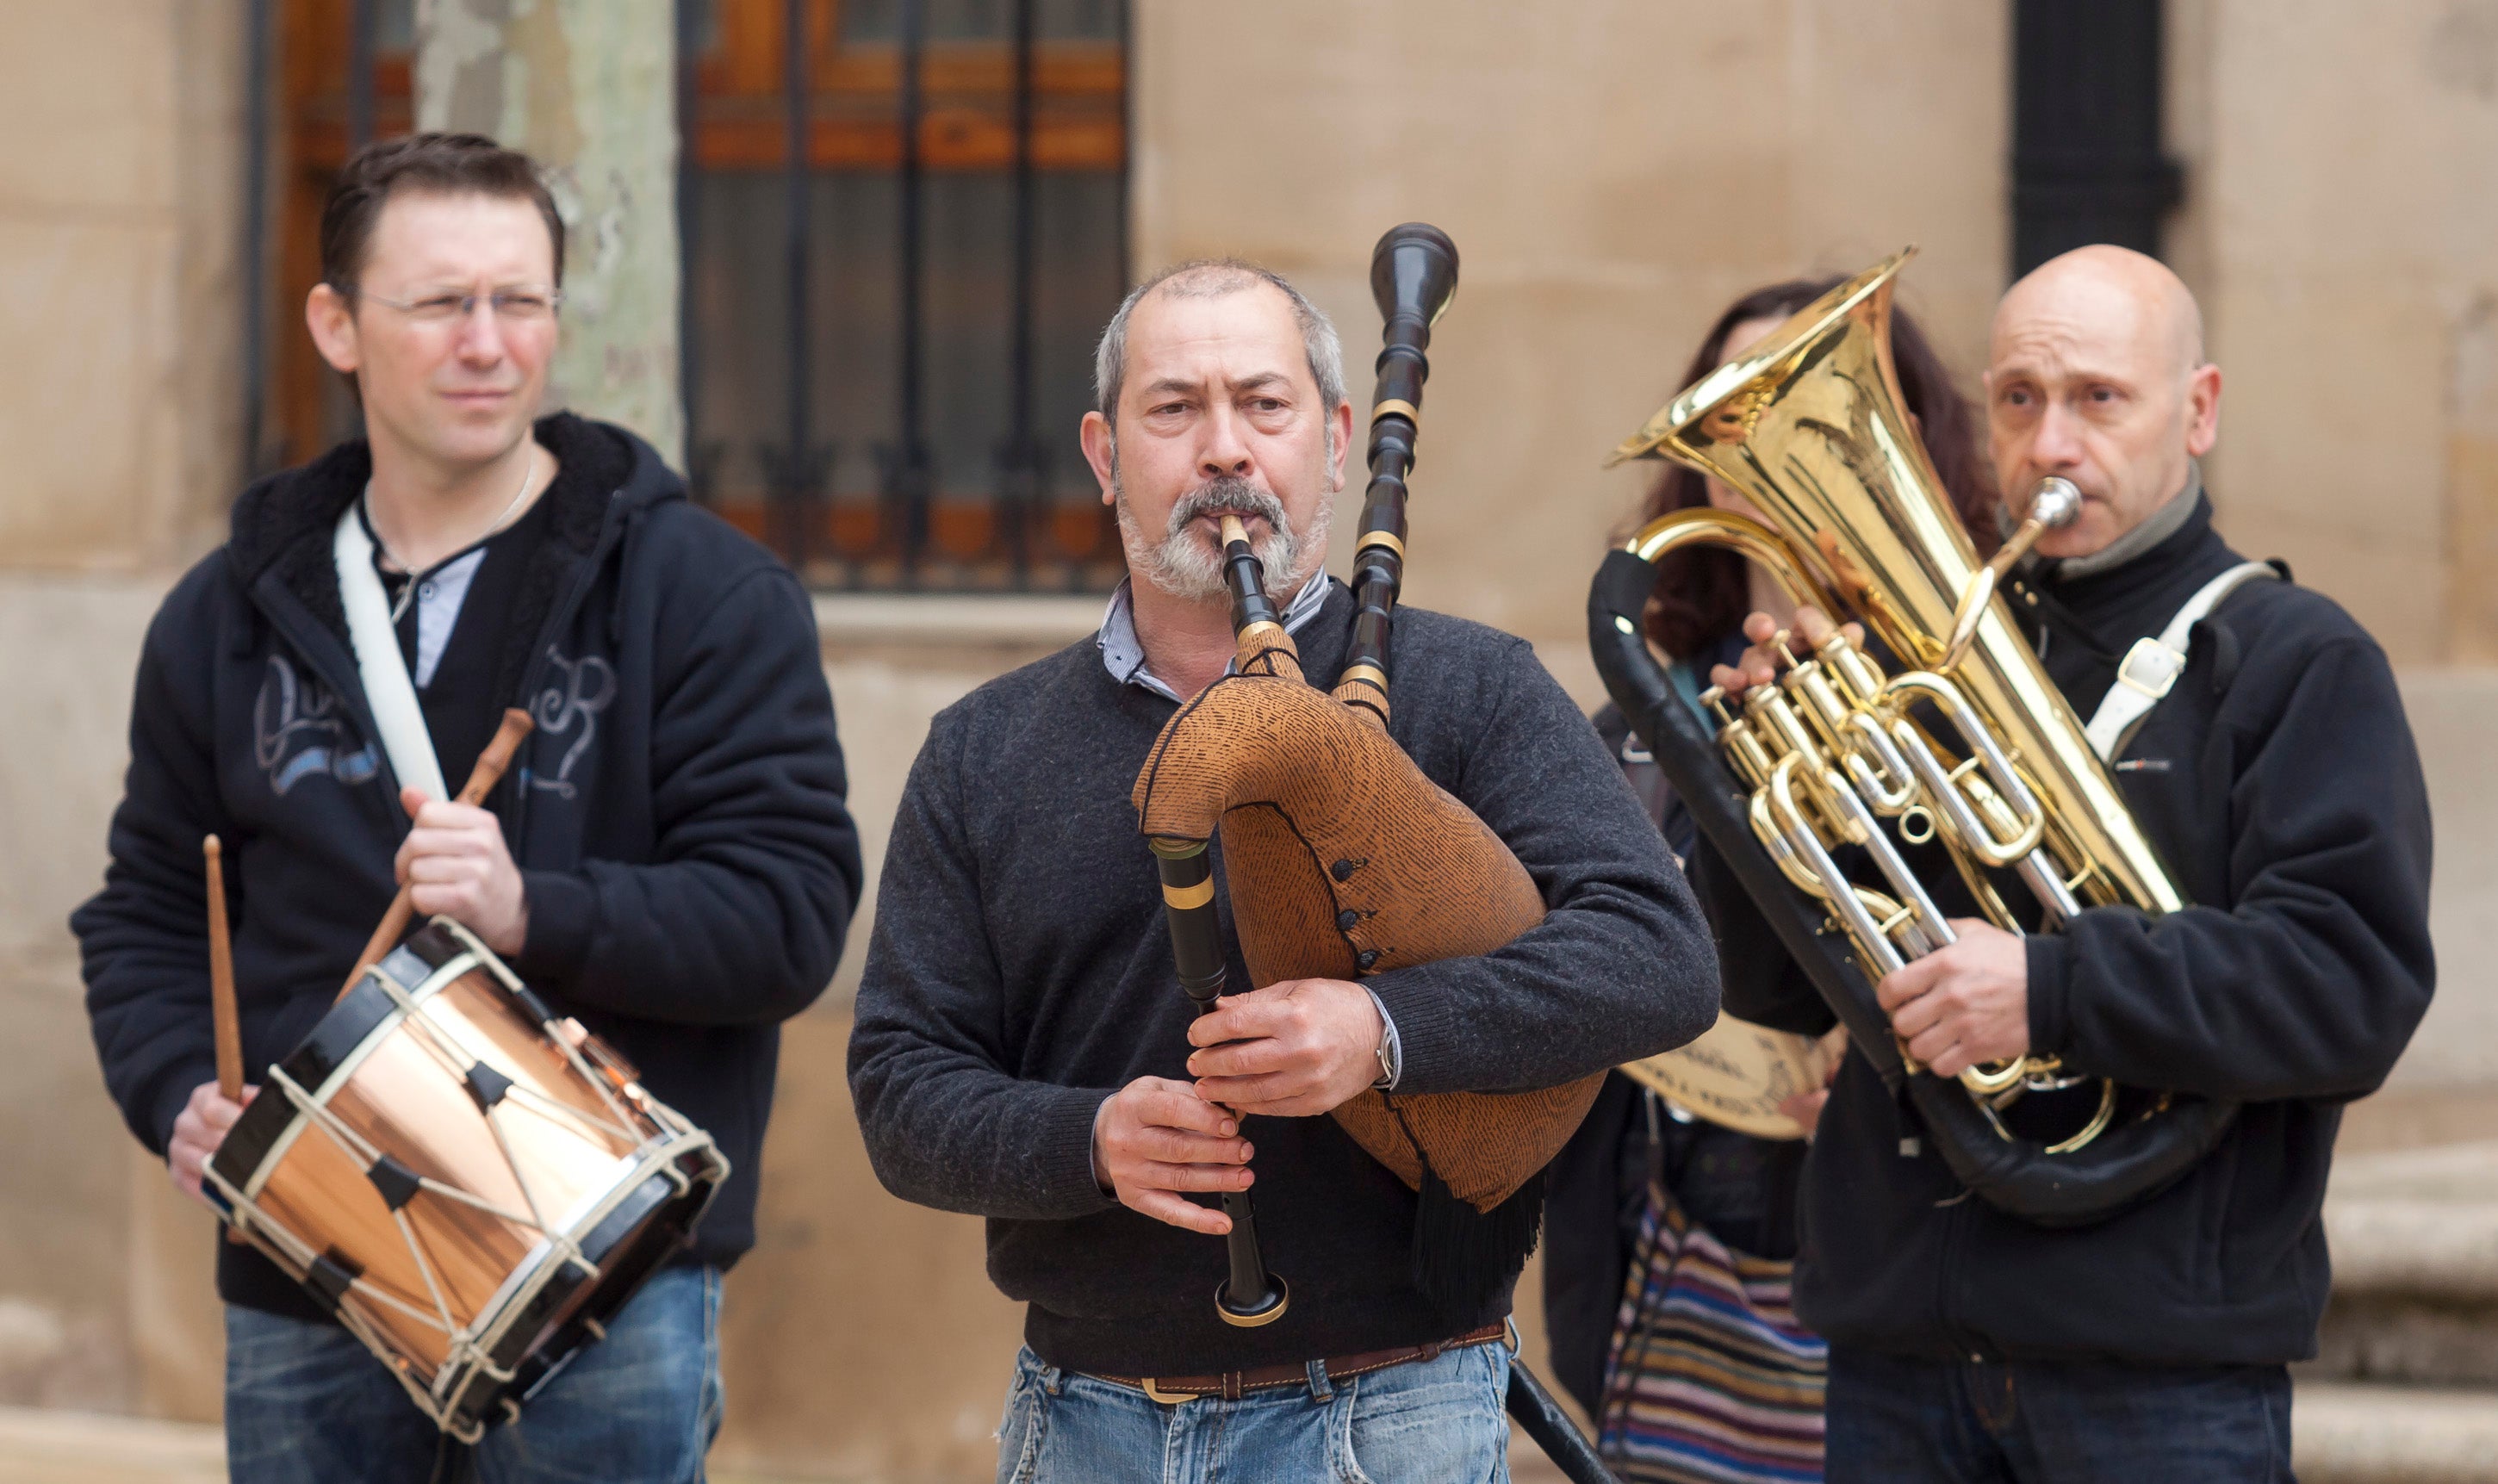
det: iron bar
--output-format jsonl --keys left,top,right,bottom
{"left": 348, "top": 0, "right": 376, "bottom": 152}
{"left": 997, "top": 0, "right": 1039, "bottom": 583}
{"left": 676, "top": 0, "right": 707, "bottom": 500}
{"left": 889, "top": 0, "right": 931, "bottom": 584}
{"left": 240, "top": 0, "right": 274, "bottom": 481}
{"left": 774, "top": 0, "right": 819, "bottom": 570}
{"left": 1073, "top": 0, "right": 1138, "bottom": 590}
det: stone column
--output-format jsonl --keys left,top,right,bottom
{"left": 415, "top": 0, "right": 682, "bottom": 463}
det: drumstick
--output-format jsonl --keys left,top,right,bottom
{"left": 205, "top": 835, "right": 251, "bottom": 1245}
{"left": 337, "top": 708, "right": 536, "bottom": 1000}
{"left": 204, "top": 835, "right": 242, "bottom": 1101}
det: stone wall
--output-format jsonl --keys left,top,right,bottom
{"left": 2170, "top": 0, "right": 2498, "bottom": 668}
{"left": 0, "top": 0, "right": 245, "bottom": 1413}
{"left": 0, "top": 0, "right": 241, "bottom": 575}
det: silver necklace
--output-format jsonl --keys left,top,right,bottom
{"left": 368, "top": 450, "right": 539, "bottom": 623}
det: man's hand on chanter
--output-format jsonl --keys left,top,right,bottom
{"left": 1186, "top": 978, "right": 1385, "bottom": 1118}
{"left": 1093, "top": 1077, "right": 1254, "bottom": 1234}
{"left": 168, "top": 1080, "right": 256, "bottom": 1208}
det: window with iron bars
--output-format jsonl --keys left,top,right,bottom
{"left": 243, "top": 0, "right": 1131, "bottom": 593}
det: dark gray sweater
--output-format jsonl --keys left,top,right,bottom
{"left": 847, "top": 581, "right": 1718, "bottom": 1375}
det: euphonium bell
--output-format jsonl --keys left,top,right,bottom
{"left": 1605, "top": 249, "right": 2188, "bottom": 1152}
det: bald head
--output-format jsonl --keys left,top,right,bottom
{"left": 1984, "top": 245, "right": 2221, "bottom": 560}
{"left": 1996, "top": 245, "right": 2204, "bottom": 380}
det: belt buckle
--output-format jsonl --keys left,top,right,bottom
{"left": 1140, "top": 1377, "right": 1194, "bottom": 1405}
{"left": 2116, "top": 636, "right": 2185, "bottom": 700}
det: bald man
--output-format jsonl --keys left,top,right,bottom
{"left": 1706, "top": 246, "right": 2434, "bottom": 1481}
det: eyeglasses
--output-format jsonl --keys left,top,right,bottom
{"left": 351, "top": 286, "right": 563, "bottom": 325}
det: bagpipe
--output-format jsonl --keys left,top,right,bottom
{"left": 1132, "top": 225, "right": 1617, "bottom": 1481}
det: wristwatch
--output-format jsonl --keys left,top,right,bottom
{"left": 1364, "top": 987, "right": 1402, "bottom": 1091}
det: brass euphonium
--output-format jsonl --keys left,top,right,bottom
{"left": 1587, "top": 250, "right": 2237, "bottom": 1225}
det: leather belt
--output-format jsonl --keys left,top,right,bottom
{"left": 1089, "top": 1320, "right": 1513, "bottom": 1405}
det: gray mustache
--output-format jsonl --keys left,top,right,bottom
{"left": 1166, "top": 479, "right": 1289, "bottom": 540}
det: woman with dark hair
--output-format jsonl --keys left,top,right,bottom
{"left": 1543, "top": 277, "right": 1996, "bottom": 1483}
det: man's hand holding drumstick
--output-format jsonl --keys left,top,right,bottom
{"left": 171, "top": 712, "right": 534, "bottom": 1210}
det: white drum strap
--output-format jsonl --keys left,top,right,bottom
{"left": 2083, "top": 561, "right": 2277, "bottom": 762}
{"left": 334, "top": 502, "right": 450, "bottom": 802}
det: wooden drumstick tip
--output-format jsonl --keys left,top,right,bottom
{"left": 203, "top": 835, "right": 243, "bottom": 1103}
{"left": 459, "top": 709, "right": 537, "bottom": 806}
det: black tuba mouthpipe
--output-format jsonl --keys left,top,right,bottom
{"left": 1340, "top": 225, "right": 1460, "bottom": 720}
{"left": 1148, "top": 840, "right": 1289, "bottom": 1326}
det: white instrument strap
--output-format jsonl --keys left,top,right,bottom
{"left": 334, "top": 503, "right": 451, "bottom": 803}
{"left": 2083, "top": 561, "right": 2278, "bottom": 762}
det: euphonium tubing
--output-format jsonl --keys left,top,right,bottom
{"left": 1605, "top": 251, "right": 2194, "bottom": 1159}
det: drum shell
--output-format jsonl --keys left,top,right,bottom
{"left": 208, "top": 922, "right": 727, "bottom": 1439}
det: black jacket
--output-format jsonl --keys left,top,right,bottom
{"left": 848, "top": 586, "right": 1719, "bottom": 1376}
{"left": 75, "top": 414, "right": 863, "bottom": 1319}
{"left": 1708, "top": 493, "right": 2434, "bottom": 1366}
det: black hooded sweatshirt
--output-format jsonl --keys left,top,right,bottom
{"left": 74, "top": 413, "right": 863, "bottom": 1321}
{"left": 1703, "top": 491, "right": 2434, "bottom": 1367}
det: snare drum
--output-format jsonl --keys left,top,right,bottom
{"left": 205, "top": 919, "right": 729, "bottom": 1442}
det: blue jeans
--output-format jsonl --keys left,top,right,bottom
{"left": 224, "top": 1264, "right": 724, "bottom": 1484}
{"left": 1826, "top": 1347, "right": 2295, "bottom": 1483}
{"left": 994, "top": 1340, "right": 1512, "bottom": 1484}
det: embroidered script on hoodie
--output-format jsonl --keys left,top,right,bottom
{"left": 252, "top": 655, "right": 379, "bottom": 794}
{"left": 527, "top": 644, "right": 617, "bottom": 799}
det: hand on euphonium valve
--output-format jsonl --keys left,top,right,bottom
{"left": 1878, "top": 921, "right": 2031, "bottom": 1077}
{"left": 1708, "top": 606, "right": 1866, "bottom": 699}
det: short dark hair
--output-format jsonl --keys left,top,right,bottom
{"left": 320, "top": 133, "right": 565, "bottom": 295}
{"left": 1635, "top": 278, "right": 1998, "bottom": 659}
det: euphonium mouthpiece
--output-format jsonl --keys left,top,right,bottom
{"left": 2029, "top": 476, "right": 2083, "bottom": 530}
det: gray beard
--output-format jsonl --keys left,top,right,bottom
{"left": 1117, "top": 475, "right": 1317, "bottom": 603}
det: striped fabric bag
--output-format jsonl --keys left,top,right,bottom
{"left": 1594, "top": 1183, "right": 1826, "bottom": 1481}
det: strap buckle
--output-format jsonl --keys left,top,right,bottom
{"left": 2115, "top": 636, "right": 2186, "bottom": 700}
{"left": 1140, "top": 1377, "right": 1194, "bottom": 1405}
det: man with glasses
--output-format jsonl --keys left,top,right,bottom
{"left": 75, "top": 133, "right": 862, "bottom": 1481}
